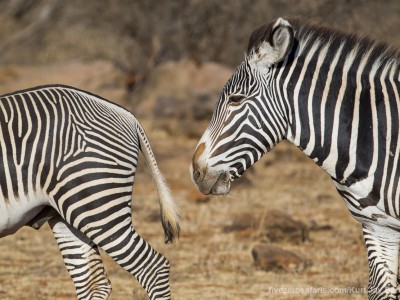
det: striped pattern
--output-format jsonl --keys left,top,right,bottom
{"left": 49, "top": 215, "right": 112, "bottom": 300}
{"left": 0, "top": 85, "right": 179, "bottom": 300}
{"left": 192, "top": 18, "right": 400, "bottom": 299}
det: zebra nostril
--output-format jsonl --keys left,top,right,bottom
{"left": 193, "top": 170, "right": 201, "bottom": 182}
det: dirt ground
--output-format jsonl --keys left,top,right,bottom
{"left": 0, "top": 119, "right": 369, "bottom": 299}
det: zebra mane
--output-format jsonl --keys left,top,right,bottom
{"left": 247, "top": 17, "right": 400, "bottom": 69}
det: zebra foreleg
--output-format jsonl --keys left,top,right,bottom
{"left": 362, "top": 223, "right": 400, "bottom": 300}
{"left": 48, "top": 215, "right": 112, "bottom": 300}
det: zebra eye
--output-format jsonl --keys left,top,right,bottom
{"left": 228, "top": 95, "right": 246, "bottom": 105}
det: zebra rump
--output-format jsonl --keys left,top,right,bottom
{"left": 0, "top": 84, "right": 179, "bottom": 300}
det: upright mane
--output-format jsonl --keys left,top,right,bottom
{"left": 247, "top": 17, "right": 400, "bottom": 70}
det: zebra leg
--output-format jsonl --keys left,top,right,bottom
{"left": 83, "top": 214, "right": 172, "bottom": 300}
{"left": 362, "top": 222, "right": 400, "bottom": 299}
{"left": 48, "top": 215, "right": 112, "bottom": 300}
{"left": 50, "top": 177, "right": 172, "bottom": 298}
{"left": 51, "top": 189, "right": 172, "bottom": 299}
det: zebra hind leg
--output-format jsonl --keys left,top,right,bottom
{"left": 362, "top": 223, "right": 400, "bottom": 299}
{"left": 48, "top": 215, "right": 112, "bottom": 300}
{"left": 57, "top": 190, "right": 173, "bottom": 300}
{"left": 85, "top": 215, "right": 172, "bottom": 300}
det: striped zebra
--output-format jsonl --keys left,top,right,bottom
{"left": 0, "top": 85, "right": 180, "bottom": 300}
{"left": 191, "top": 17, "right": 400, "bottom": 299}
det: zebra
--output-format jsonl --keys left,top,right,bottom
{"left": 0, "top": 85, "right": 180, "bottom": 300}
{"left": 191, "top": 17, "right": 400, "bottom": 299}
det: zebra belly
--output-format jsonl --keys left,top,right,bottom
{"left": 0, "top": 195, "right": 48, "bottom": 237}
{"left": 334, "top": 176, "right": 400, "bottom": 229}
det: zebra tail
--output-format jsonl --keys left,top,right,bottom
{"left": 136, "top": 121, "right": 180, "bottom": 243}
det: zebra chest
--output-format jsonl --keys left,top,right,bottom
{"left": 0, "top": 193, "right": 48, "bottom": 237}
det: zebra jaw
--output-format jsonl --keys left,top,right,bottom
{"left": 210, "top": 172, "right": 231, "bottom": 195}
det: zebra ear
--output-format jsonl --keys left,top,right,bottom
{"left": 248, "top": 18, "right": 294, "bottom": 72}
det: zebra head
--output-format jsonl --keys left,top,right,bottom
{"left": 191, "top": 18, "right": 295, "bottom": 195}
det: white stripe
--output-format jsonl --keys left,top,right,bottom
{"left": 27, "top": 93, "right": 42, "bottom": 199}
{"left": 283, "top": 40, "right": 303, "bottom": 139}
{"left": 292, "top": 39, "right": 321, "bottom": 146}
{"left": 34, "top": 92, "right": 51, "bottom": 192}
{"left": 368, "top": 60, "right": 383, "bottom": 177}
{"left": 342, "top": 49, "right": 373, "bottom": 180}
{"left": 56, "top": 90, "right": 66, "bottom": 167}
{"left": 379, "top": 63, "right": 393, "bottom": 215}
{"left": 304, "top": 42, "right": 330, "bottom": 156}
{"left": 39, "top": 90, "right": 59, "bottom": 191}
{"left": 386, "top": 65, "right": 400, "bottom": 216}
{"left": 320, "top": 43, "right": 345, "bottom": 146}
{"left": 322, "top": 45, "right": 357, "bottom": 177}
{"left": 7, "top": 97, "right": 25, "bottom": 200}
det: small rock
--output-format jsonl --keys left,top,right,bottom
{"left": 223, "top": 210, "right": 308, "bottom": 243}
{"left": 261, "top": 210, "right": 309, "bottom": 243}
{"left": 316, "top": 193, "right": 335, "bottom": 202}
{"left": 309, "top": 220, "right": 333, "bottom": 231}
{"left": 252, "top": 244, "right": 305, "bottom": 272}
{"left": 223, "top": 212, "right": 258, "bottom": 233}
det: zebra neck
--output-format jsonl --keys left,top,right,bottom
{"left": 281, "top": 38, "right": 400, "bottom": 185}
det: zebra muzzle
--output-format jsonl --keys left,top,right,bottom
{"left": 193, "top": 167, "right": 231, "bottom": 196}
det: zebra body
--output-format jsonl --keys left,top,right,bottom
{"left": 0, "top": 85, "right": 180, "bottom": 300}
{"left": 191, "top": 17, "right": 400, "bottom": 299}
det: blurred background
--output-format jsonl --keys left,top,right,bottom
{"left": 0, "top": 0, "right": 399, "bottom": 299}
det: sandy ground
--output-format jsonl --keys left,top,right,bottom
{"left": 0, "top": 122, "right": 369, "bottom": 299}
